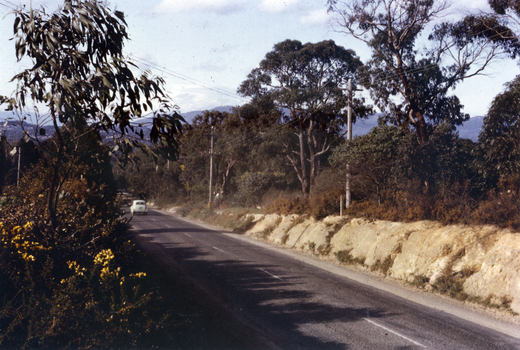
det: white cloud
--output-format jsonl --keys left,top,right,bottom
{"left": 259, "top": 0, "right": 300, "bottom": 13}
{"left": 299, "top": 8, "right": 329, "bottom": 26}
{"left": 155, "top": 0, "right": 247, "bottom": 14}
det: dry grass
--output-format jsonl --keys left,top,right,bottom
{"left": 335, "top": 249, "right": 366, "bottom": 266}
{"left": 370, "top": 255, "right": 394, "bottom": 276}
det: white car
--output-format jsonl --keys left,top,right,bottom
{"left": 130, "top": 200, "right": 148, "bottom": 215}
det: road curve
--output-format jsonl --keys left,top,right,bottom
{"left": 129, "top": 209, "right": 520, "bottom": 349}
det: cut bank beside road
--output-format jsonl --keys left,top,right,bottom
{"left": 173, "top": 209, "right": 520, "bottom": 318}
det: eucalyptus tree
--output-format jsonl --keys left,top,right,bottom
{"left": 327, "top": 0, "right": 518, "bottom": 143}
{"left": 7, "top": 0, "right": 184, "bottom": 221}
{"left": 330, "top": 125, "right": 405, "bottom": 205}
{"left": 479, "top": 75, "right": 520, "bottom": 182}
{"left": 483, "top": 0, "right": 520, "bottom": 41}
{"left": 238, "top": 39, "right": 371, "bottom": 197}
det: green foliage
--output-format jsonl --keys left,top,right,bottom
{"left": 330, "top": 125, "right": 404, "bottom": 204}
{"left": 120, "top": 149, "right": 184, "bottom": 205}
{"left": 479, "top": 75, "right": 520, "bottom": 182}
{"left": 7, "top": 0, "right": 184, "bottom": 221}
{"left": 328, "top": 0, "right": 515, "bottom": 143}
{"left": 235, "top": 171, "right": 286, "bottom": 207}
{"left": 238, "top": 39, "right": 371, "bottom": 196}
{"left": 10, "top": 0, "right": 184, "bottom": 161}
{"left": 396, "top": 124, "right": 479, "bottom": 198}
{"left": 327, "top": 123, "right": 488, "bottom": 224}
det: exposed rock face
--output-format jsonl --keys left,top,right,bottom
{"left": 242, "top": 214, "right": 520, "bottom": 314}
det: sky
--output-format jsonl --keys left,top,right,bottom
{"left": 0, "top": 0, "right": 518, "bottom": 118}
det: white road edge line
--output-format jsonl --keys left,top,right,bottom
{"left": 259, "top": 268, "right": 283, "bottom": 281}
{"left": 183, "top": 233, "right": 192, "bottom": 237}
{"left": 364, "top": 318, "right": 426, "bottom": 348}
{"left": 212, "top": 246, "right": 225, "bottom": 253}
{"left": 165, "top": 224, "right": 171, "bottom": 228}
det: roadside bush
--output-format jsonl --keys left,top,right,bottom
{"left": 235, "top": 171, "right": 286, "bottom": 208}
{"left": 310, "top": 187, "right": 343, "bottom": 219}
{"left": 344, "top": 188, "right": 434, "bottom": 222}
{"left": 471, "top": 192, "right": 520, "bottom": 230}
{"left": 264, "top": 197, "right": 310, "bottom": 216}
{"left": 0, "top": 161, "right": 168, "bottom": 349}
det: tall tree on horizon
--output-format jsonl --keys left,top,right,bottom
{"left": 327, "top": 0, "right": 519, "bottom": 143}
{"left": 238, "top": 39, "right": 371, "bottom": 197}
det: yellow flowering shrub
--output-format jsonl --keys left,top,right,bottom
{"left": 94, "top": 249, "right": 115, "bottom": 266}
{"left": 0, "top": 221, "right": 47, "bottom": 262}
{"left": 0, "top": 162, "right": 169, "bottom": 349}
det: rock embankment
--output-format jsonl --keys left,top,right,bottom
{"left": 241, "top": 214, "right": 520, "bottom": 315}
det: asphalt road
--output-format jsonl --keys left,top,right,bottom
{"left": 129, "top": 209, "right": 520, "bottom": 349}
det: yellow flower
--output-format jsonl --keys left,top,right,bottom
{"left": 22, "top": 253, "right": 35, "bottom": 262}
{"left": 67, "top": 261, "right": 86, "bottom": 275}
{"left": 94, "top": 249, "right": 114, "bottom": 266}
{"left": 130, "top": 272, "right": 147, "bottom": 278}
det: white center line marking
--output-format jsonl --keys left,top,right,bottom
{"left": 165, "top": 224, "right": 171, "bottom": 228}
{"left": 259, "top": 268, "right": 283, "bottom": 281}
{"left": 151, "top": 219, "right": 156, "bottom": 222}
{"left": 212, "top": 246, "right": 224, "bottom": 253}
{"left": 183, "top": 233, "right": 192, "bottom": 237}
{"left": 364, "top": 318, "right": 426, "bottom": 348}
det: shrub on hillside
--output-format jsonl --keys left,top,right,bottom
{"left": 310, "top": 187, "right": 343, "bottom": 219}
{"left": 471, "top": 192, "right": 520, "bottom": 230}
{"left": 264, "top": 197, "right": 310, "bottom": 216}
{"left": 235, "top": 172, "right": 286, "bottom": 208}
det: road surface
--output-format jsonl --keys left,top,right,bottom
{"left": 129, "top": 209, "right": 520, "bottom": 349}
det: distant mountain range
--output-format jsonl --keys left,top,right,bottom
{"left": 353, "top": 113, "right": 484, "bottom": 142}
{"left": 179, "top": 105, "right": 235, "bottom": 123}
{"left": 0, "top": 108, "right": 484, "bottom": 143}
{"left": 180, "top": 106, "right": 484, "bottom": 141}
{"left": 0, "top": 111, "right": 55, "bottom": 143}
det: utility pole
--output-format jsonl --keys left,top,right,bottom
{"left": 208, "top": 126, "right": 214, "bottom": 209}
{"left": 346, "top": 78, "right": 362, "bottom": 209}
{"left": 346, "top": 78, "right": 352, "bottom": 209}
{"left": 17, "top": 146, "right": 21, "bottom": 186}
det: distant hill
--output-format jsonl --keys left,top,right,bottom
{"left": 180, "top": 105, "right": 234, "bottom": 123}
{"left": 456, "top": 115, "right": 484, "bottom": 141}
{"left": 0, "top": 107, "right": 484, "bottom": 142}
{"left": 0, "top": 111, "right": 54, "bottom": 143}
{"left": 352, "top": 114, "right": 483, "bottom": 142}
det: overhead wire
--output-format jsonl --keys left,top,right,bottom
{"left": 0, "top": 0, "right": 17, "bottom": 10}
{"left": 127, "top": 54, "right": 248, "bottom": 103}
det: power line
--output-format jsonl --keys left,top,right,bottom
{"left": 0, "top": 0, "right": 17, "bottom": 10}
{"left": 127, "top": 54, "right": 248, "bottom": 103}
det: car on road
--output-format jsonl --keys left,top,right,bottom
{"left": 130, "top": 200, "right": 148, "bottom": 215}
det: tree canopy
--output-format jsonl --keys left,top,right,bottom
{"left": 479, "top": 75, "right": 520, "bottom": 181}
{"left": 238, "top": 39, "right": 371, "bottom": 197}
{"left": 7, "top": 0, "right": 184, "bottom": 220}
{"left": 327, "top": 0, "right": 519, "bottom": 143}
